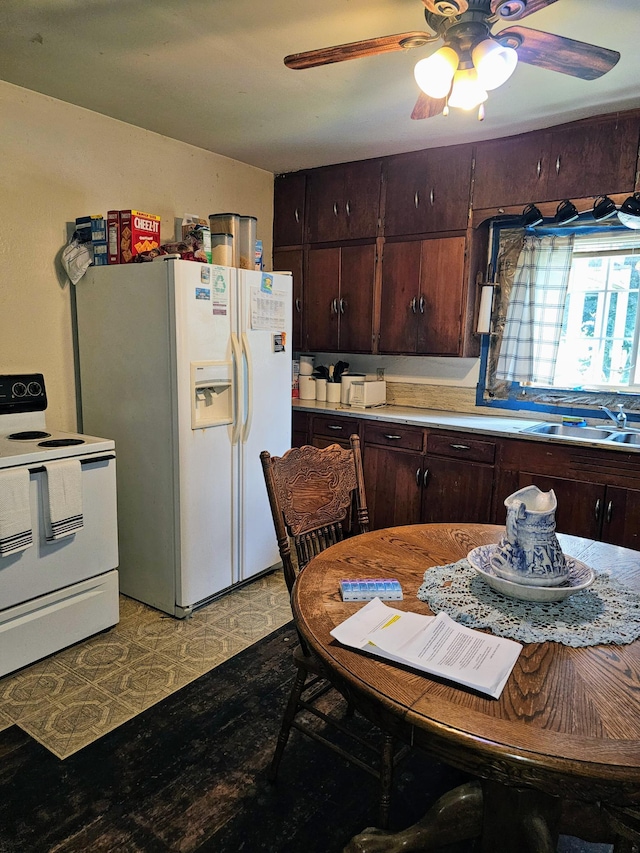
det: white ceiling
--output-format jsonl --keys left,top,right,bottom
{"left": 0, "top": 0, "right": 638, "bottom": 174}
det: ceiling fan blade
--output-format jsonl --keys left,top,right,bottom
{"left": 491, "top": 0, "right": 559, "bottom": 21}
{"left": 411, "top": 92, "right": 446, "bottom": 120}
{"left": 284, "top": 31, "right": 437, "bottom": 70}
{"left": 498, "top": 26, "right": 620, "bottom": 79}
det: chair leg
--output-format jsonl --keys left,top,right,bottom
{"left": 269, "top": 663, "right": 307, "bottom": 782}
{"left": 377, "top": 733, "right": 395, "bottom": 830}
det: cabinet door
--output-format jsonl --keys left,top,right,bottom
{"left": 273, "top": 248, "right": 304, "bottom": 352}
{"left": 363, "top": 445, "right": 423, "bottom": 530}
{"left": 306, "top": 247, "right": 340, "bottom": 351}
{"left": 339, "top": 243, "right": 376, "bottom": 353}
{"left": 422, "top": 458, "right": 494, "bottom": 524}
{"left": 384, "top": 146, "right": 473, "bottom": 235}
{"left": 292, "top": 411, "right": 310, "bottom": 448}
{"left": 307, "top": 161, "right": 381, "bottom": 243}
{"left": 379, "top": 239, "right": 420, "bottom": 354}
{"left": 273, "top": 172, "right": 306, "bottom": 247}
{"left": 473, "top": 132, "right": 549, "bottom": 210}
{"left": 547, "top": 115, "right": 640, "bottom": 201}
{"left": 518, "top": 472, "right": 604, "bottom": 539}
{"left": 600, "top": 485, "right": 640, "bottom": 550}
{"left": 418, "top": 236, "right": 465, "bottom": 355}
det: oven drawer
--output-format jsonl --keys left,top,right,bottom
{"left": 0, "top": 454, "right": 119, "bottom": 609}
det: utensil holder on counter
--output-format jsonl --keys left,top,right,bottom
{"left": 315, "top": 378, "right": 327, "bottom": 401}
{"left": 326, "top": 382, "right": 341, "bottom": 404}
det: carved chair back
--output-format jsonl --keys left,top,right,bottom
{"left": 260, "top": 435, "right": 369, "bottom": 594}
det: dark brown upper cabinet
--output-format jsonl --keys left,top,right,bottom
{"left": 473, "top": 112, "right": 640, "bottom": 210}
{"left": 273, "top": 172, "right": 306, "bottom": 247}
{"left": 306, "top": 160, "right": 382, "bottom": 243}
{"left": 383, "top": 144, "right": 473, "bottom": 236}
{"left": 379, "top": 236, "right": 466, "bottom": 356}
{"left": 305, "top": 243, "right": 376, "bottom": 353}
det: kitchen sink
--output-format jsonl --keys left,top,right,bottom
{"left": 610, "top": 432, "right": 640, "bottom": 445}
{"left": 521, "top": 424, "right": 615, "bottom": 440}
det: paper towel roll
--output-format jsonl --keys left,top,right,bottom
{"left": 477, "top": 285, "right": 494, "bottom": 334}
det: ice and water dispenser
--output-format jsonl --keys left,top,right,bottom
{"left": 190, "top": 361, "right": 233, "bottom": 429}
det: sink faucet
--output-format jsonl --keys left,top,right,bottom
{"left": 600, "top": 404, "right": 627, "bottom": 429}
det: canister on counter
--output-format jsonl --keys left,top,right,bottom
{"left": 238, "top": 215, "right": 257, "bottom": 270}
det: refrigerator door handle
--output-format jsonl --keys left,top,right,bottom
{"left": 231, "top": 332, "right": 243, "bottom": 445}
{"left": 241, "top": 331, "right": 254, "bottom": 442}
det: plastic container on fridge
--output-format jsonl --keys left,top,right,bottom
{"left": 238, "top": 215, "right": 257, "bottom": 270}
{"left": 210, "top": 232, "right": 234, "bottom": 266}
{"left": 209, "top": 213, "right": 240, "bottom": 267}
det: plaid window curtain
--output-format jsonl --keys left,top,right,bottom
{"left": 496, "top": 234, "right": 574, "bottom": 384}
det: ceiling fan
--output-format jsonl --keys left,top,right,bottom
{"left": 284, "top": 0, "right": 620, "bottom": 120}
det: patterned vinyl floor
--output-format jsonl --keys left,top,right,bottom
{"left": 0, "top": 570, "right": 292, "bottom": 759}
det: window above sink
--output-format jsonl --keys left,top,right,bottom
{"left": 477, "top": 215, "right": 640, "bottom": 430}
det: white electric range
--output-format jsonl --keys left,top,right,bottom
{"left": 0, "top": 373, "right": 119, "bottom": 677}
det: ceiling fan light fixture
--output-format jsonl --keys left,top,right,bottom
{"left": 447, "top": 67, "right": 488, "bottom": 111}
{"left": 414, "top": 46, "right": 458, "bottom": 98}
{"left": 472, "top": 39, "right": 518, "bottom": 90}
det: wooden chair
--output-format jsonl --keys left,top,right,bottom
{"left": 260, "top": 435, "right": 407, "bottom": 829}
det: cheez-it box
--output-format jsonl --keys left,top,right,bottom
{"left": 119, "top": 210, "right": 161, "bottom": 263}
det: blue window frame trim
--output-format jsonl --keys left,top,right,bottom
{"left": 475, "top": 213, "right": 640, "bottom": 427}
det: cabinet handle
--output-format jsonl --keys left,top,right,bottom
{"left": 606, "top": 500, "right": 613, "bottom": 524}
{"left": 555, "top": 155, "right": 561, "bottom": 175}
{"left": 429, "top": 188, "right": 434, "bottom": 205}
{"left": 345, "top": 200, "right": 351, "bottom": 217}
{"left": 450, "top": 443, "right": 470, "bottom": 451}
{"left": 339, "top": 298, "right": 346, "bottom": 314}
{"left": 419, "top": 295, "right": 425, "bottom": 314}
{"left": 411, "top": 296, "right": 418, "bottom": 313}
{"left": 295, "top": 298, "right": 302, "bottom": 313}
{"left": 333, "top": 202, "right": 339, "bottom": 217}
{"left": 416, "top": 468, "right": 422, "bottom": 486}
{"left": 294, "top": 208, "right": 300, "bottom": 223}
{"left": 414, "top": 191, "right": 420, "bottom": 208}
{"left": 423, "top": 468, "right": 429, "bottom": 487}
{"left": 595, "top": 498, "right": 601, "bottom": 521}
{"left": 331, "top": 297, "right": 338, "bottom": 314}
{"left": 536, "top": 159, "right": 542, "bottom": 179}
{"left": 383, "top": 434, "right": 402, "bottom": 440}
{"left": 328, "top": 424, "right": 343, "bottom": 431}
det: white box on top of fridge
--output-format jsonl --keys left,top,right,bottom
{"left": 75, "top": 260, "right": 292, "bottom": 617}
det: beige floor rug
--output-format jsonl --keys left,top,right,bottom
{"left": 0, "top": 570, "right": 291, "bottom": 759}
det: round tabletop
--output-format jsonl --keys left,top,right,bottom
{"left": 292, "top": 523, "right": 640, "bottom": 803}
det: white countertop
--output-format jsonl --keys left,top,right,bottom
{"left": 292, "top": 399, "right": 640, "bottom": 453}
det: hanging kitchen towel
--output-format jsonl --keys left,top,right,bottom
{"left": 0, "top": 467, "right": 33, "bottom": 556}
{"left": 42, "top": 459, "right": 84, "bottom": 540}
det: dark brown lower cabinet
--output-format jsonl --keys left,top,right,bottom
{"left": 363, "top": 426, "right": 495, "bottom": 530}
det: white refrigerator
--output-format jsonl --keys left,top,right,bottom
{"left": 75, "top": 259, "right": 292, "bottom": 617}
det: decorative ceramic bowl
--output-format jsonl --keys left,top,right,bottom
{"left": 468, "top": 544, "right": 595, "bottom": 603}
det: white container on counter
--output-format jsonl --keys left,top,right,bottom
{"left": 298, "top": 375, "right": 316, "bottom": 400}
{"left": 299, "top": 355, "right": 314, "bottom": 375}
{"left": 340, "top": 373, "right": 366, "bottom": 405}
{"left": 326, "top": 382, "right": 341, "bottom": 403}
{"left": 315, "top": 378, "right": 327, "bottom": 401}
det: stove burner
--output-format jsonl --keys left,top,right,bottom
{"left": 8, "top": 430, "right": 51, "bottom": 440}
{"left": 37, "top": 438, "right": 86, "bottom": 447}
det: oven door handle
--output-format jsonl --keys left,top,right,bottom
{"left": 28, "top": 453, "right": 116, "bottom": 474}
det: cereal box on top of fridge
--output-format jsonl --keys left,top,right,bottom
{"left": 119, "top": 210, "right": 161, "bottom": 263}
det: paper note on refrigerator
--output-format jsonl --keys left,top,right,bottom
{"left": 250, "top": 287, "right": 286, "bottom": 330}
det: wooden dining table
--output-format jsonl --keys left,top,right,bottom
{"left": 291, "top": 523, "right": 640, "bottom": 853}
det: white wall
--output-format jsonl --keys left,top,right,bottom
{"left": 0, "top": 81, "right": 274, "bottom": 431}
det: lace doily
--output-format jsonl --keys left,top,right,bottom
{"left": 417, "top": 559, "right": 640, "bottom": 647}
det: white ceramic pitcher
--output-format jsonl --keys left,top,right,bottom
{"left": 490, "top": 485, "right": 568, "bottom": 586}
